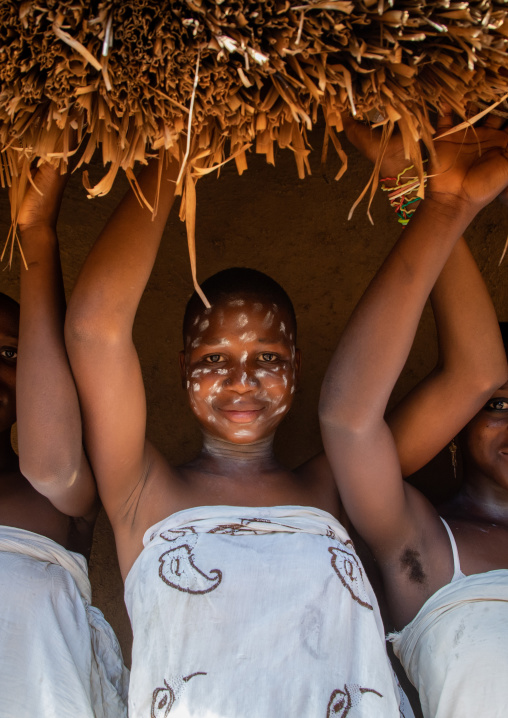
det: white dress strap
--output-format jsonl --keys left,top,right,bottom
{"left": 440, "top": 517, "right": 465, "bottom": 582}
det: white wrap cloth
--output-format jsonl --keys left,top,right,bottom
{"left": 0, "top": 525, "right": 129, "bottom": 718}
{"left": 125, "top": 505, "right": 412, "bottom": 718}
{"left": 389, "top": 570, "right": 508, "bottom": 718}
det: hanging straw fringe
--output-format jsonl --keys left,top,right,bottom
{"left": 2, "top": 0, "right": 508, "bottom": 268}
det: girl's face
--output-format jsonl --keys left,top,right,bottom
{"left": 462, "top": 381, "right": 508, "bottom": 490}
{"left": 180, "top": 296, "right": 300, "bottom": 445}
{"left": 0, "top": 302, "right": 18, "bottom": 434}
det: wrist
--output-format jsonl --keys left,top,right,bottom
{"left": 18, "top": 222, "right": 58, "bottom": 237}
{"left": 412, "top": 194, "right": 476, "bottom": 233}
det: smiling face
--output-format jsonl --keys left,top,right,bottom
{"left": 0, "top": 295, "right": 19, "bottom": 434}
{"left": 461, "top": 380, "right": 508, "bottom": 491}
{"left": 180, "top": 295, "right": 300, "bottom": 444}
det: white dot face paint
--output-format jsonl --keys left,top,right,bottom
{"left": 262, "top": 311, "right": 274, "bottom": 328}
{"left": 239, "top": 331, "right": 257, "bottom": 343}
{"left": 192, "top": 316, "right": 200, "bottom": 327}
{"left": 184, "top": 294, "right": 298, "bottom": 445}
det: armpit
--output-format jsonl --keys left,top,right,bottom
{"left": 399, "top": 547, "right": 426, "bottom": 584}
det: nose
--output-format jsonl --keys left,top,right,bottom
{"left": 223, "top": 365, "right": 259, "bottom": 392}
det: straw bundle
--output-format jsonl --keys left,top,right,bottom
{"left": 1, "top": 0, "right": 508, "bottom": 278}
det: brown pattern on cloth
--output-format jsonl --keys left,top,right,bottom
{"left": 328, "top": 546, "right": 373, "bottom": 610}
{"left": 157, "top": 526, "right": 222, "bottom": 594}
{"left": 151, "top": 672, "right": 206, "bottom": 717}
{"left": 326, "top": 684, "right": 383, "bottom": 717}
{"left": 208, "top": 517, "right": 295, "bottom": 535}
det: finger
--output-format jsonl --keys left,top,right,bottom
{"left": 436, "top": 104, "right": 455, "bottom": 133}
{"left": 483, "top": 111, "right": 504, "bottom": 129}
{"left": 342, "top": 116, "right": 380, "bottom": 162}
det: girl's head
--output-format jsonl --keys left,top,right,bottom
{"left": 180, "top": 269, "right": 300, "bottom": 445}
{"left": 0, "top": 293, "right": 19, "bottom": 434}
{"left": 460, "top": 381, "right": 508, "bottom": 491}
{"left": 460, "top": 323, "right": 508, "bottom": 492}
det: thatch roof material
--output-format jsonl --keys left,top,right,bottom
{"left": 1, "top": 1, "right": 508, "bottom": 280}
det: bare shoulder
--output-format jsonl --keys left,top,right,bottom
{"left": 109, "top": 439, "right": 193, "bottom": 573}
{"left": 439, "top": 498, "right": 508, "bottom": 575}
{"left": 293, "top": 451, "right": 347, "bottom": 525}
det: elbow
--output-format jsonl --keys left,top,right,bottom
{"left": 19, "top": 455, "right": 80, "bottom": 496}
{"left": 65, "top": 293, "right": 126, "bottom": 351}
{"left": 467, "top": 360, "right": 508, "bottom": 404}
{"left": 318, "top": 387, "right": 372, "bottom": 438}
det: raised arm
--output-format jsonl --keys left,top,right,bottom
{"left": 65, "top": 157, "right": 180, "bottom": 523}
{"left": 344, "top": 117, "right": 508, "bottom": 477}
{"left": 388, "top": 236, "right": 507, "bottom": 476}
{"left": 16, "top": 164, "right": 97, "bottom": 519}
{"left": 319, "top": 111, "right": 508, "bottom": 560}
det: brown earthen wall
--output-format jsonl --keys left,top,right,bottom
{"left": 1, "top": 129, "right": 507, "bottom": 664}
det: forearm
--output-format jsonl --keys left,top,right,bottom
{"left": 66, "top": 157, "right": 180, "bottom": 338}
{"left": 319, "top": 198, "right": 471, "bottom": 432}
{"left": 430, "top": 237, "right": 507, "bottom": 387}
{"left": 17, "top": 225, "right": 96, "bottom": 514}
{"left": 388, "top": 237, "right": 508, "bottom": 475}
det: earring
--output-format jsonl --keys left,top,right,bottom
{"left": 449, "top": 438, "right": 457, "bottom": 480}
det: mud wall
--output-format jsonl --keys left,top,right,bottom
{"left": 1, "top": 127, "right": 507, "bottom": 663}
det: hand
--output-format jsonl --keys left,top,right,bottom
{"left": 429, "top": 108, "right": 508, "bottom": 215}
{"left": 342, "top": 114, "right": 411, "bottom": 180}
{"left": 15, "top": 163, "right": 68, "bottom": 233}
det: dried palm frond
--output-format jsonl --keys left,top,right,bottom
{"left": 1, "top": 0, "right": 508, "bottom": 272}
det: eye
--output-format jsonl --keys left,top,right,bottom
{"left": 259, "top": 353, "right": 279, "bottom": 363}
{"left": 0, "top": 347, "right": 17, "bottom": 364}
{"left": 204, "top": 354, "right": 225, "bottom": 364}
{"left": 484, "top": 398, "right": 508, "bottom": 411}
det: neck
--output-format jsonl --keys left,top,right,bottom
{"left": 455, "top": 477, "right": 508, "bottom": 523}
{"left": 200, "top": 432, "right": 277, "bottom": 467}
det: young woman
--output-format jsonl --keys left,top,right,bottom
{"left": 63, "top": 111, "right": 505, "bottom": 717}
{"left": 319, "top": 109, "right": 508, "bottom": 718}
{"left": 0, "top": 165, "right": 128, "bottom": 717}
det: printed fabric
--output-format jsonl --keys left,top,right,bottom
{"left": 0, "top": 525, "right": 129, "bottom": 718}
{"left": 125, "top": 504, "right": 413, "bottom": 718}
{"left": 389, "top": 570, "right": 508, "bottom": 718}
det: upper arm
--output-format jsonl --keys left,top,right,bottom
{"left": 65, "top": 318, "right": 151, "bottom": 522}
{"left": 320, "top": 414, "right": 438, "bottom": 559}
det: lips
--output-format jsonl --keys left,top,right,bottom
{"left": 218, "top": 403, "right": 265, "bottom": 423}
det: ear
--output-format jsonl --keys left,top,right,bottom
{"left": 179, "top": 350, "right": 187, "bottom": 389}
{"left": 294, "top": 348, "right": 302, "bottom": 389}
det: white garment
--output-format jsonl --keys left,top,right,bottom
{"left": 125, "top": 505, "right": 412, "bottom": 718}
{"left": 389, "top": 570, "right": 508, "bottom": 718}
{"left": 0, "top": 525, "right": 129, "bottom": 718}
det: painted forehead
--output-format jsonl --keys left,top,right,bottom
{"left": 185, "top": 298, "right": 294, "bottom": 348}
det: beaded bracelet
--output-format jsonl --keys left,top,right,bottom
{"left": 380, "top": 163, "right": 428, "bottom": 225}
